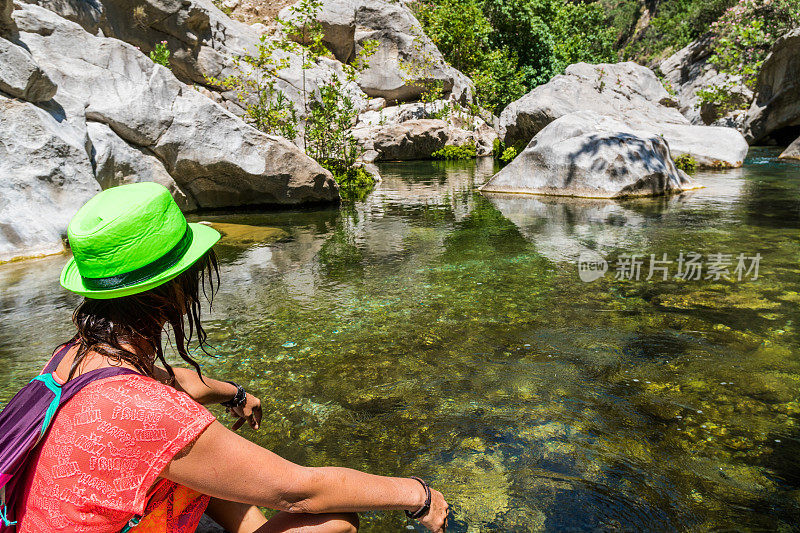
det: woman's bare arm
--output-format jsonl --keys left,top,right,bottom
{"left": 162, "top": 421, "right": 449, "bottom": 531}
{"left": 153, "top": 367, "right": 262, "bottom": 430}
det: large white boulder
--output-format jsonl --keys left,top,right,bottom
{"left": 20, "top": 0, "right": 367, "bottom": 124}
{"left": 779, "top": 135, "right": 800, "bottom": 160}
{"left": 481, "top": 111, "right": 697, "bottom": 198}
{"left": 279, "top": 0, "right": 473, "bottom": 104}
{"left": 87, "top": 121, "right": 197, "bottom": 211}
{"left": 0, "top": 95, "right": 99, "bottom": 262}
{"left": 14, "top": 2, "right": 339, "bottom": 209}
{"left": 743, "top": 28, "right": 800, "bottom": 144}
{"left": 353, "top": 100, "right": 497, "bottom": 159}
{"left": 498, "top": 62, "right": 749, "bottom": 168}
{"left": 353, "top": 119, "right": 449, "bottom": 161}
{"left": 0, "top": 35, "right": 55, "bottom": 101}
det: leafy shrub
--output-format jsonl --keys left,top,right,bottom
{"left": 472, "top": 48, "right": 527, "bottom": 114}
{"left": 695, "top": 80, "right": 750, "bottom": 122}
{"left": 415, "top": 0, "right": 613, "bottom": 113}
{"left": 206, "top": 35, "right": 299, "bottom": 140}
{"left": 500, "top": 146, "right": 518, "bottom": 164}
{"left": 708, "top": 0, "right": 800, "bottom": 88}
{"left": 432, "top": 143, "right": 477, "bottom": 160}
{"left": 621, "top": 0, "right": 737, "bottom": 61}
{"left": 327, "top": 165, "right": 376, "bottom": 202}
{"left": 149, "top": 41, "right": 170, "bottom": 68}
{"left": 673, "top": 153, "right": 698, "bottom": 173}
{"left": 305, "top": 75, "right": 362, "bottom": 172}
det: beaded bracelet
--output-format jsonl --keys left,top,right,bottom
{"left": 405, "top": 476, "right": 431, "bottom": 520}
{"left": 220, "top": 380, "right": 247, "bottom": 409}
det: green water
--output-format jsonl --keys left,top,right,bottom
{"left": 1, "top": 149, "right": 799, "bottom": 531}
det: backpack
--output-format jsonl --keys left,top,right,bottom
{"left": 0, "top": 342, "right": 139, "bottom": 532}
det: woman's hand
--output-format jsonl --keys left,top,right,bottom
{"left": 228, "top": 392, "right": 262, "bottom": 431}
{"left": 416, "top": 488, "right": 449, "bottom": 532}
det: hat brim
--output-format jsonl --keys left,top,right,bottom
{"left": 60, "top": 222, "right": 221, "bottom": 299}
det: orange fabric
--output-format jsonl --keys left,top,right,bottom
{"left": 16, "top": 374, "right": 216, "bottom": 532}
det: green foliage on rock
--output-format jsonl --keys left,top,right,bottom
{"left": 707, "top": 0, "right": 800, "bottom": 88}
{"left": 673, "top": 153, "right": 698, "bottom": 173}
{"left": 432, "top": 143, "right": 477, "bottom": 160}
{"left": 493, "top": 139, "right": 524, "bottom": 166}
{"left": 207, "top": 35, "right": 299, "bottom": 140}
{"left": 621, "top": 0, "right": 737, "bottom": 61}
{"left": 149, "top": 40, "right": 170, "bottom": 68}
{"left": 694, "top": 80, "right": 749, "bottom": 121}
{"left": 328, "top": 166, "right": 375, "bottom": 202}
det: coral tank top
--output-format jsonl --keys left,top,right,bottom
{"left": 15, "top": 373, "right": 216, "bottom": 532}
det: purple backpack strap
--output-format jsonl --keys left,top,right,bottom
{"left": 41, "top": 342, "right": 74, "bottom": 375}
{"left": 0, "top": 344, "right": 138, "bottom": 531}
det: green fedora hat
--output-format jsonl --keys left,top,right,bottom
{"left": 60, "top": 182, "right": 220, "bottom": 299}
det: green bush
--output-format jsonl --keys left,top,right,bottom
{"left": 500, "top": 146, "right": 518, "bottom": 164}
{"left": 149, "top": 41, "right": 170, "bottom": 68}
{"left": 415, "top": 0, "right": 614, "bottom": 112}
{"left": 432, "top": 143, "right": 478, "bottom": 160}
{"left": 492, "top": 139, "right": 524, "bottom": 166}
{"left": 673, "top": 153, "right": 698, "bottom": 173}
{"left": 621, "top": 0, "right": 737, "bottom": 61}
{"left": 327, "top": 165, "right": 376, "bottom": 202}
{"left": 708, "top": 0, "right": 800, "bottom": 89}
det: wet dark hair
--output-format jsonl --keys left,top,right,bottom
{"left": 64, "top": 250, "right": 220, "bottom": 381}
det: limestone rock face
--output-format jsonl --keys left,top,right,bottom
{"left": 279, "top": 0, "right": 473, "bottom": 104}
{"left": 779, "top": 135, "right": 800, "bottom": 160}
{"left": 14, "top": 2, "right": 339, "bottom": 209}
{"left": 0, "top": 95, "right": 99, "bottom": 262}
{"left": 354, "top": 119, "right": 449, "bottom": 161}
{"left": 481, "top": 111, "right": 696, "bottom": 198}
{"left": 498, "top": 62, "right": 749, "bottom": 168}
{"left": 1, "top": 3, "right": 339, "bottom": 262}
{"left": 0, "top": 35, "right": 56, "bottom": 101}
{"left": 20, "top": 0, "right": 367, "bottom": 124}
{"left": 87, "top": 121, "right": 197, "bottom": 211}
{"left": 659, "top": 37, "right": 752, "bottom": 126}
{"left": 353, "top": 100, "right": 497, "bottom": 160}
{"left": 743, "top": 28, "right": 800, "bottom": 144}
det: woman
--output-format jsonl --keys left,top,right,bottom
{"left": 16, "top": 183, "right": 449, "bottom": 532}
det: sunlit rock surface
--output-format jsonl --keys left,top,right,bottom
{"left": 482, "top": 112, "right": 697, "bottom": 198}
{"left": 744, "top": 28, "right": 800, "bottom": 144}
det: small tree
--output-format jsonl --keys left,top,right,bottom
{"left": 207, "top": 35, "right": 299, "bottom": 140}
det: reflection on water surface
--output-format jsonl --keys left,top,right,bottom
{"left": 1, "top": 148, "right": 799, "bottom": 531}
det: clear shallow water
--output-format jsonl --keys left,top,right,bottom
{"left": 1, "top": 148, "right": 799, "bottom": 531}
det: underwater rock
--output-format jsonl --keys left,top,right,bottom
{"left": 200, "top": 222, "right": 289, "bottom": 247}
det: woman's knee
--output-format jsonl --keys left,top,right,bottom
{"left": 329, "top": 512, "right": 359, "bottom": 533}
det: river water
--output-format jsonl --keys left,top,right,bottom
{"left": 1, "top": 149, "right": 799, "bottom": 531}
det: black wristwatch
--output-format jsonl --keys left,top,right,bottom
{"left": 405, "top": 477, "right": 431, "bottom": 520}
{"left": 220, "top": 380, "right": 247, "bottom": 409}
